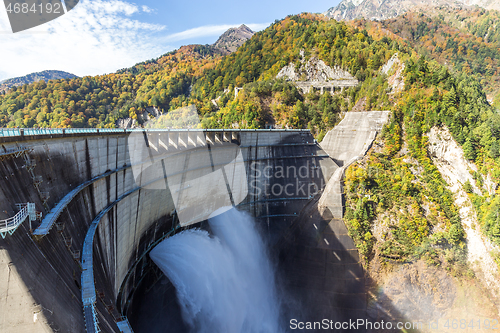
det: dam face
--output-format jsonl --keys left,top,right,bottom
{"left": 0, "top": 128, "right": 336, "bottom": 332}
{"left": 0, "top": 112, "right": 389, "bottom": 332}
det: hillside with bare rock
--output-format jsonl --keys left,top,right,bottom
{"left": 213, "top": 24, "right": 255, "bottom": 54}
{"left": 324, "top": 0, "right": 500, "bottom": 21}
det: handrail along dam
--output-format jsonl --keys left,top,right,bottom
{"left": 0, "top": 111, "right": 389, "bottom": 332}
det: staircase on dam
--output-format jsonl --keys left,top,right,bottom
{"left": 0, "top": 111, "right": 390, "bottom": 333}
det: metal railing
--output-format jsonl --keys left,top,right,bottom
{"left": 0, "top": 128, "right": 21, "bottom": 137}
{"left": 0, "top": 146, "right": 32, "bottom": 159}
{"left": 116, "top": 318, "right": 134, "bottom": 333}
{"left": 0, "top": 127, "right": 309, "bottom": 138}
{"left": 0, "top": 203, "right": 39, "bottom": 238}
{"left": 83, "top": 303, "right": 100, "bottom": 333}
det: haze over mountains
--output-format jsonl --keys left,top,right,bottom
{"left": 324, "top": 0, "right": 500, "bottom": 21}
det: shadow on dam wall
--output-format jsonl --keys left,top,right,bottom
{"left": 0, "top": 127, "right": 413, "bottom": 333}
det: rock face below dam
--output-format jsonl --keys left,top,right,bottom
{"left": 0, "top": 111, "right": 389, "bottom": 333}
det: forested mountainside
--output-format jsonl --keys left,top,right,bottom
{"left": 1, "top": 13, "right": 500, "bottom": 270}
{"left": 0, "top": 44, "right": 221, "bottom": 128}
{"left": 356, "top": 6, "right": 500, "bottom": 106}
{"left": 332, "top": 6, "right": 500, "bottom": 272}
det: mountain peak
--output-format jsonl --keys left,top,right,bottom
{"left": 324, "top": 0, "right": 500, "bottom": 21}
{"left": 213, "top": 25, "right": 255, "bottom": 55}
{"left": 237, "top": 24, "right": 254, "bottom": 33}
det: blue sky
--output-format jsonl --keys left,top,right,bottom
{"left": 0, "top": 0, "right": 341, "bottom": 81}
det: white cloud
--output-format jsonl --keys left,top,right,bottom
{"left": 0, "top": 0, "right": 168, "bottom": 80}
{"left": 246, "top": 23, "right": 271, "bottom": 32}
{"left": 89, "top": 1, "right": 140, "bottom": 16}
{"left": 161, "top": 24, "right": 237, "bottom": 43}
{"left": 141, "top": 5, "right": 154, "bottom": 13}
{"left": 160, "top": 22, "right": 271, "bottom": 43}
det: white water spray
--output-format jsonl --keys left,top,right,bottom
{"left": 149, "top": 207, "right": 283, "bottom": 333}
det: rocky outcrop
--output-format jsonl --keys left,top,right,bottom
{"left": 324, "top": 0, "right": 500, "bottom": 22}
{"left": 116, "top": 106, "right": 162, "bottom": 129}
{"left": 428, "top": 126, "right": 500, "bottom": 313}
{"left": 213, "top": 24, "right": 254, "bottom": 55}
{"left": 277, "top": 56, "right": 355, "bottom": 82}
{"left": 364, "top": 126, "right": 500, "bottom": 324}
{"left": 381, "top": 53, "right": 405, "bottom": 94}
{"left": 277, "top": 51, "right": 358, "bottom": 94}
{"left": 116, "top": 118, "right": 137, "bottom": 129}
{"left": 145, "top": 106, "right": 161, "bottom": 118}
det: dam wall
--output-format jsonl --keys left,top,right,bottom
{"left": 0, "top": 128, "right": 337, "bottom": 333}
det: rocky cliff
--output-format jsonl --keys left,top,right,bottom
{"left": 213, "top": 24, "right": 255, "bottom": 55}
{"left": 276, "top": 50, "right": 358, "bottom": 94}
{"left": 324, "top": 0, "right": 500, "bottom": 21}
{"left": 277, "top": 52, "right": 356, "bottom": 82}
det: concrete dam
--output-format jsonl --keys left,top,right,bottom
{"left": 0, "top": 111, "right": 389, "bottom": 333}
